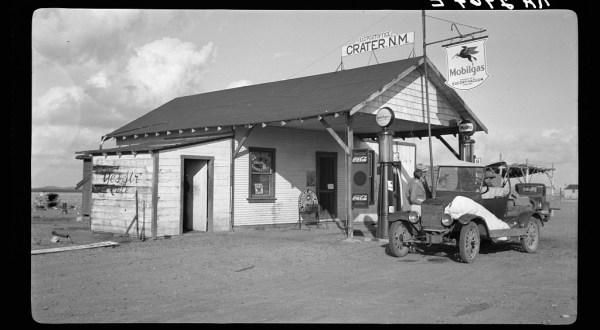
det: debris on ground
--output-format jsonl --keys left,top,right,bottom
{"left": 34, "top": 192, "right": 61, "bottom": 209}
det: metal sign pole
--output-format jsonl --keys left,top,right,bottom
{"left": 422, "top": 11, "right": 436, "bottom": 197}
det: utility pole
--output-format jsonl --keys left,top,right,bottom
{"left": 422, "top": 11, "right": 435, "bottom": 196}
{"left": 420, "top": 12, "right": 486, "bottom": 190}
{"left": 551, "top": 163, "right": 555, "bottom": 196}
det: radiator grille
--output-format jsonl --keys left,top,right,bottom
{"left": 421, "top": 203, "right": 445, "bottom": 229}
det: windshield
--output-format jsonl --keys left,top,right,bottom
{"left": 436, "top": 166, "right": 484, "bottom": 193}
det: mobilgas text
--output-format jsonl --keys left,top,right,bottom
{"left": 449, "top": 64, "right": 486, "bottom": 77}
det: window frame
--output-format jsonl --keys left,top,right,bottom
{"left": 248, "top": 147, "right": 276, "bottom": 202}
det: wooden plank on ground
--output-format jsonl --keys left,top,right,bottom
{"left": 31, "top": 241, "right": 120, "bottom": 255}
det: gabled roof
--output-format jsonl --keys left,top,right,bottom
{"left": 565, "top": 184, "right": 578, "bottom": 190}
{"left": 106, "top": 56, "right": 487, "bottom": 139}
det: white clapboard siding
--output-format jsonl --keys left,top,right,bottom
{"left": 233, "top": 126, "right": 349, "bottom": 227}
{"left": 360, "top": 70, "right": 461, "bottom": 126}
{"left": 158, "top": 138, "right": 232, "bottom": 235}
{"left": 90, "top": 154, "right": 154, "bottom": 235}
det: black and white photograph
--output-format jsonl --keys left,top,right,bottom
{"left": 25, "top": 3, "right": 581, "bottom": 324}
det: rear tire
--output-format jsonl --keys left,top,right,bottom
{"left": 520, "top": 217, "right": 540, "bottom": 253}
{"left": 459, "top": 222, "right": 480, "bottom": 263}
{"left": 389, "top": 221, "right": 411, "bottom": 257}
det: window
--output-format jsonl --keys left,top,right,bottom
{"left": 249, "top": 148, "right": 275, "bottom": 201}
{"left": 436, "top": 166, "right": 483, "bottom": 192}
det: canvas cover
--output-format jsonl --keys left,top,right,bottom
{"left": 444, "top": 196, "right": 510, "bottom": 231}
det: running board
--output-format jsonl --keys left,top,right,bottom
{"left": 488, "top": 228, "right": 527, "bottom": 238}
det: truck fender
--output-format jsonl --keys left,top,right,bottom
{"left": 516, "top": 210, "right": 544, "bottom": 227}
{"left": 457, "top": 214, "right": 479, "bottom": 225}
{"left": 388, "top": 210, "right": 411, "bottom": 222}
{"left": 457, "top": 214, "right": 490, "bottom": 237}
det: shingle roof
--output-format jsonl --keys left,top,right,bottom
{"left": 107, "top": 56, "right": 485, "bottom": 139}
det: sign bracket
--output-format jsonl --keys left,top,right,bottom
{"left": 425, "top": 30, "right": 486, "bottom": 47}
{"left": 441, "top": 35, "right": 489, "bottom": 48}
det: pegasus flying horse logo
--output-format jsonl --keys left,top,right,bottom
{"left": 453, "top": 46, "right": 479, "bottom": 63}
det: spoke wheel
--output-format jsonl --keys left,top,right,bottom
{"left": 521, "top": 217, "right": 540, "bottom": 253}
{"left": 389, "top": 221, "right": 411, "bottom": 257}
{"left": 459, "top": 222, "right": 480, "bottom": 263}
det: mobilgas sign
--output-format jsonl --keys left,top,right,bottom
{"left": 375, "top": 107, "right": 395, "bottom": 128}
{"left": 458, "top": 120, "right": 475, "bottom": 135}
{"left": 342, "top": 31, "right": 414, "bottom": 57}
{"left": 443, "top": 38, "right": 489, "bottom": 90}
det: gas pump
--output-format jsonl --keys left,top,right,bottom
{"left": 458, "top": 119, "right": 476, "bottom": 162}
{"left": 375, "top": 107, "right": 395, "bottom": 239}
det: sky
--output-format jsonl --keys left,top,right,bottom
{"left": 30, "top": 8, "right": 578, "bottom": 189}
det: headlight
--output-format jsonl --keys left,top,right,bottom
{"left": 408, "top": 211, "right": 419, "bottom": 224}
{"left": 441, "top": 213, "right": 453, "bottom": 227}
{"left": 534, "top": 201, "right": 542, "bottom": 209}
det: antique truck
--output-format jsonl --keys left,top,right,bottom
{"left": 514, "top": 183, "right": 559, "bottom": 222}
{"left": 387, "top": 160, "right": 549, "bottom": 263}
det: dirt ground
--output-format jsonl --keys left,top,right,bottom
{"left": 30, "top": 200, "right": 578, "bottom": 324}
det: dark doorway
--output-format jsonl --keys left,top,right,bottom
{"left": 81, "top": 157, "right": 92, "bottom": 216}
{"left": 316, "top": 152, "right": 337, "bottom": 220}
{"left": 183, "top": 159, "right": 209, "bottom": 232}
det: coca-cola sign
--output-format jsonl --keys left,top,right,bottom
{"left": 352, "top": 194, "right": 369, "bottom": 208}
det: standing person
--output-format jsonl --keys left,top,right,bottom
{"left": 406, "top": 168, "right": 427, "bottom": 215}
{"left": 421, "top": 170, "right": 433, "bottom": 199}
{"left": 481, "top": 170, "right": 510, "bottom": 199}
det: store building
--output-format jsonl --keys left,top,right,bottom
{"left": 75, "top": 56, "right": 487, "bottom": 238}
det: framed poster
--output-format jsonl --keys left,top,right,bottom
{"left": 306, "top": 171, "right": 316, "bottom": 186}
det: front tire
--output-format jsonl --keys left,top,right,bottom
{"left": 459, "top": 222, "right": 480, "bottom": 263}
{"left": 389, "top": 221, "right": 411, "bottom": 257}
{"left": 520, "top": 217, "right": 540, "bottom": 253}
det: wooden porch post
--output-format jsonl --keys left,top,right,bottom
{"left": 346, "top": 112, "right": 354, "bottom": 239}
{"left": 151, "top": 151, "right": 159, "bottom": 240}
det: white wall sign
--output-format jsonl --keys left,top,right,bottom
{"left": 443, "top": 38, "right": 490, "bottom": 90}
{"left": 375, "top": 106, "right": 395, "bottom": 128}
{"left": 342, "top": 31, "right": 414, "bottom": 57}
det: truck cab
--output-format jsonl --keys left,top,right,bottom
{"left": 514, "top": 183, "right": 558, "bottom": 221}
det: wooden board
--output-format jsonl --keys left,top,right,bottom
{"left": 31, "top": 241, "right": 120, "bottom": 255}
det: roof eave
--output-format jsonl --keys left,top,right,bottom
{"left": 423, "top": 57, "right": 488, "bottom": 134}
{"left": 75, "top": 132, "right": 233, "bottom": 156}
